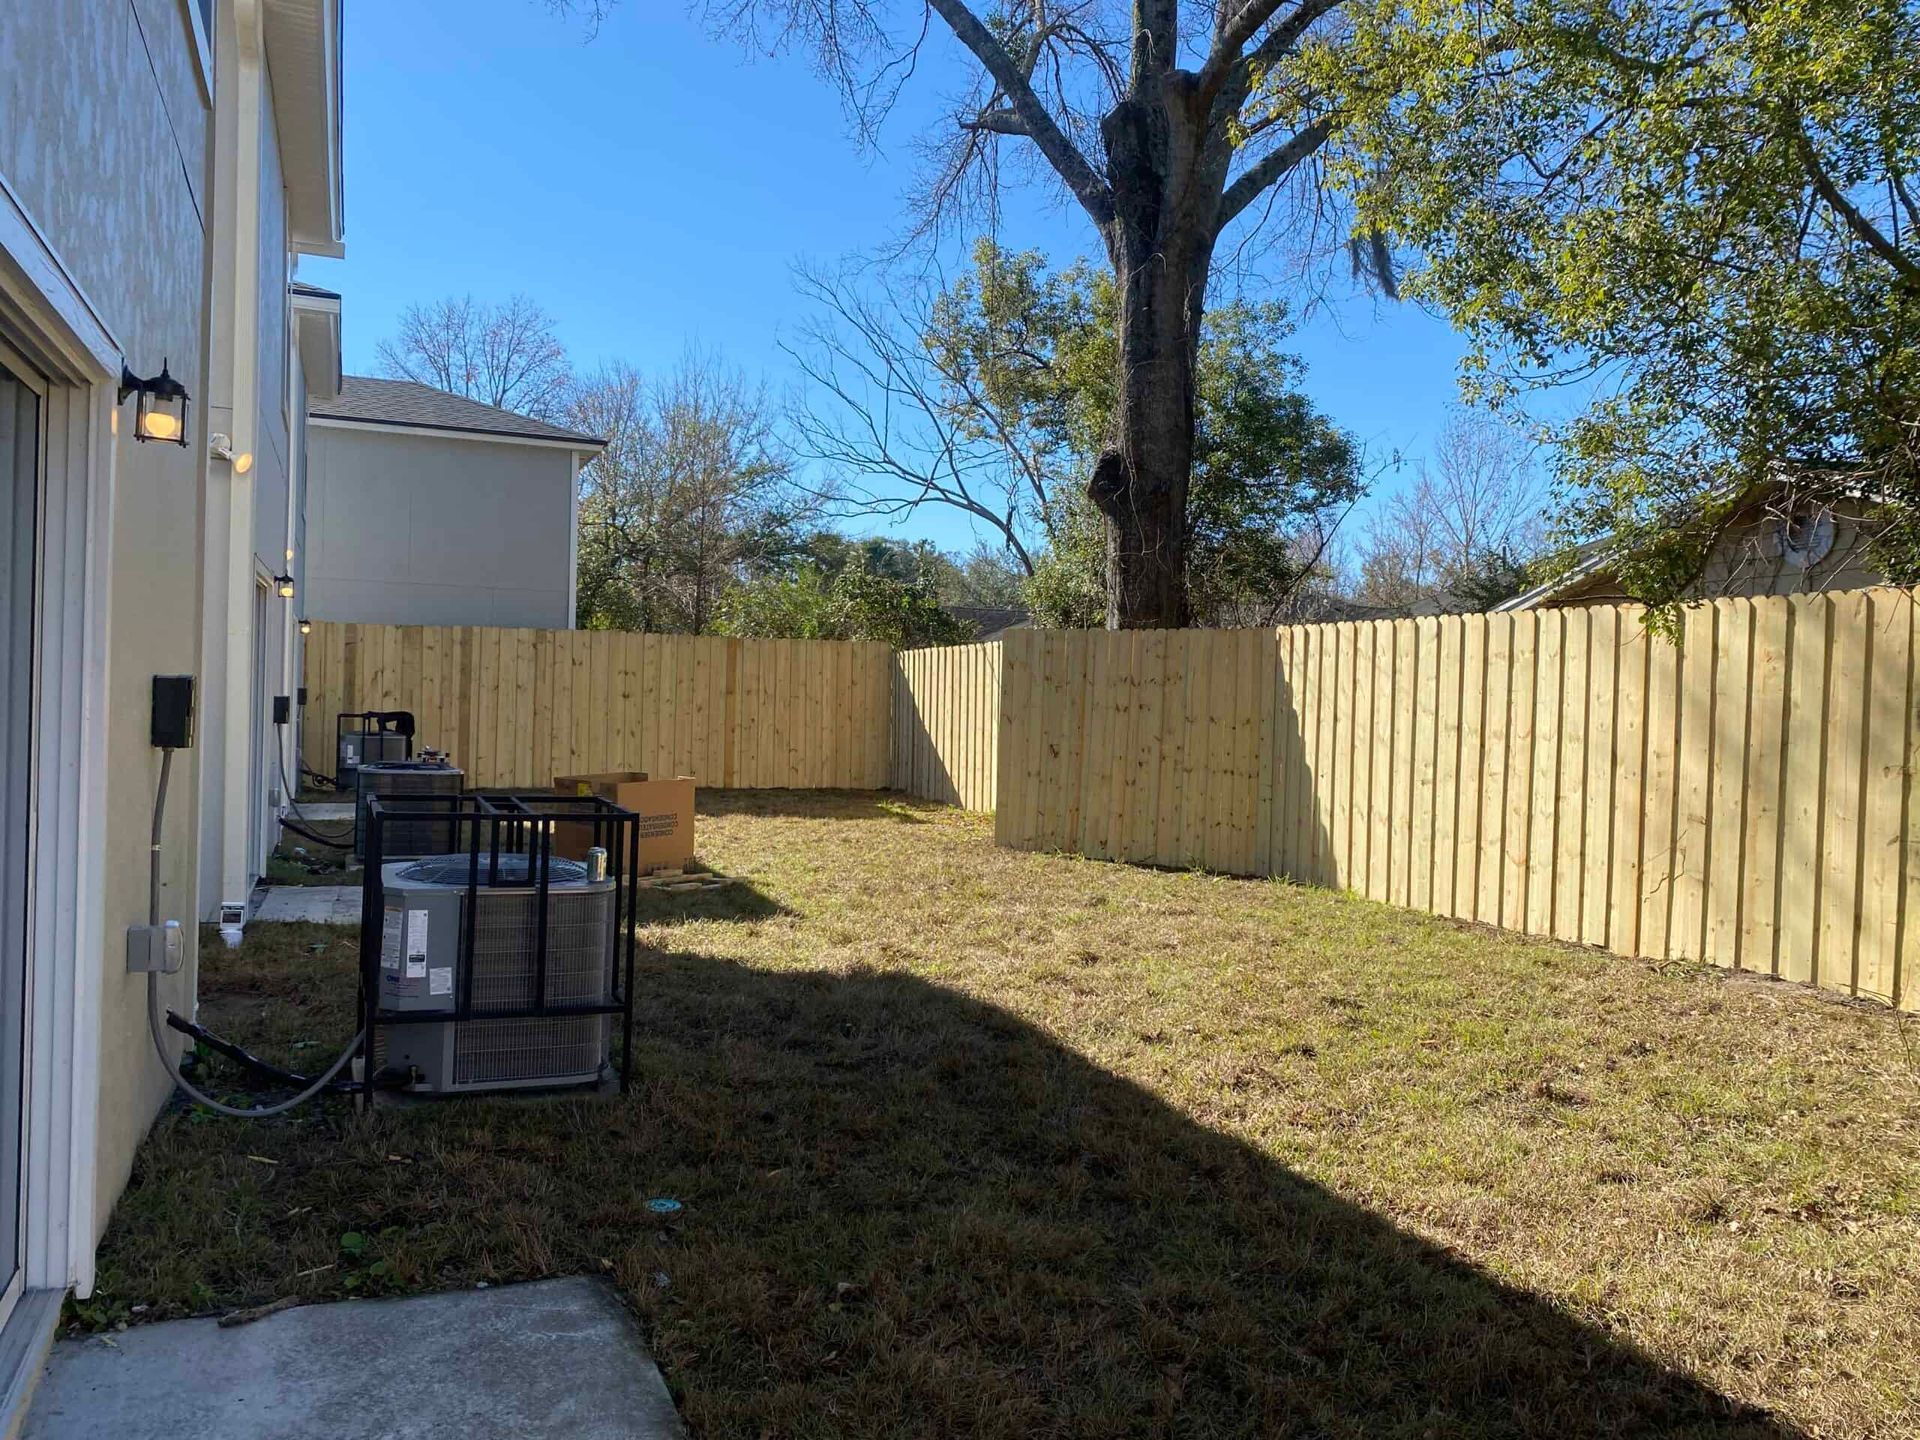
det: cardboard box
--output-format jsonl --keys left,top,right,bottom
{"left": 555, "top": 769, "right": 648, "bottom": 799}
{"left": 552, "top": 771, "right": 694, "bottom": 876}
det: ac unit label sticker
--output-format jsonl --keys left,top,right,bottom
{"left": 381, "top": 908, "right": 403, "bottom": 971}
{"left": 406, "top": 908, "right": 429, "bottom": 979}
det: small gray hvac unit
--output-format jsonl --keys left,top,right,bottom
{"left": 354, "top": 759, "right": 465, "bottom": 861}
{"left": 375, "top": 853, "right": 616, "bottom": 1093}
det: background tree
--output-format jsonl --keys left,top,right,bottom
{"left": 1349, "top": 408, "right": 1543, "bottom": 612}
{"left": 375, "top": 294, "right": 573, "bottom": 420}
{"left": 798, "top": 241, "right": 1364, "bottom": 627}
{"left": 573, "top": 356, "right": 810, "bottom": 632}
{"left": 562, "top": 0, "right": 1378, "bottom": 627}
{"left": 1312, "top": 0, "right": 1920, "bottom": 605}
{"left": 719, "top": 534, "right": 971, "bottom": 646}
{"left": 931, "top": 542, "right": 1030, "bottom": 609}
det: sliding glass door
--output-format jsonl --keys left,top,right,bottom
{"left": 0, "top": 355, "right": 41, "bottom": 1323}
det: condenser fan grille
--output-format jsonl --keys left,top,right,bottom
{"left": 397, "top": 854, "right": 590, "bottom": 887}
{"left": 468, "top": 888, "right": 615, "bottom": 1009}
{"left": 355, "top": 765, "right": 464, "bottom": 858}
{"left": 454, "top": 1017, "right": 609, "bottom": 1086}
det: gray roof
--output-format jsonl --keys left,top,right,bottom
{"left": 310, "top": 375, "right": 604, "bottom": 447}
{"left": 289, "top": 280, "right": 341, "bottom": 301}
{"left": 945, "top": 604, "right": 1031, "bottom": 641}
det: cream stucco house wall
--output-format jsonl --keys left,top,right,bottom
{"left": 193, "top": 0, "right": 344, "bottom": 926}
{"left": 0, "top": 1, "right": 342, "bottom": 1427}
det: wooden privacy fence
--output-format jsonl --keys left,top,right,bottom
{"left": 980, "top": 588, "right": 1920, "bottom": 1009}
{"left": 891, "top": 642, "right": 1001, "bottom": 809}
{"left": 302, "top": 622, "right": 892, "bottom": 790}
{"left": 309, "top": 593, "right": 1920, "bottom": 1009}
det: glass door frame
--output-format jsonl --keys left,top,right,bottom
{"left": 0, "top": 335, "right": 48, "bottom": 1335}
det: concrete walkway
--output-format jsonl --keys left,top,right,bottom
{"left": 251, "top": 885, "right": 361, "bottom": 924}
{"left": 25, "top": 1277, "right": 685, "bottom": 1440}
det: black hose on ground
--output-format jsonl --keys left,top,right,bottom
{"left": 165, "top": 1011, "right": 361, "bottom": 1094}
{"left": 281, "top": 817, "right": 355, "bottom": 851}
{"left": 148, "top": 745, "right": 364, "bottom": 1118}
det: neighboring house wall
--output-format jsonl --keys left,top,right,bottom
{"left": 1544, "top": 499, "right": 1884, "bottom": 610}
{"left": 306, "top": 424, "right": 580, "bottom": 627}
{"left": 0, "top": 0, "right": 212, "bottom": 1306}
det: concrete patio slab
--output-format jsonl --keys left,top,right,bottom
{"left": 251, "top": 886, "right": 360, "bottom": 924}
{"left": 24, "top": 1277, "right": 685, "bottom": 1440}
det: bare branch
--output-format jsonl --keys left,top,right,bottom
{"left": 1201, "top": 0, "right": 1342, "bottom": 108}
{"left": 962, "top": 108, "right": 1031, "bottom": 136}
{"left": 1789, "top": 121, "right": 1920, "bottom": 289}
{"left": 1216, "top": 117, "right": 1332, "bottom": 233}
{"left": 924, "top": 0, "right": 1115, "bottom": 227}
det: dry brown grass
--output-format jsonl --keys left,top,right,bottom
{"left": 91, "top": 792, "right": 1919, "bottom": 1438}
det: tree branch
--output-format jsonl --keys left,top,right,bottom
{"left": 961, "top": 107, "right": 1030, "bottom": 136}
{"left": 1215, "top": 117, "right": 1332, "bottom": 233}
{"left": 1790, "top": 123, "right": 1920, "bottom": 289}
{"left": 1200, "top": 0, "right": 1341, "bottom": 108}
{"left": 1208, "top": 0, "right": 1288, "bottom": 76}
{"left": 925, "top": 0, "right": 1115, "bottom": 226}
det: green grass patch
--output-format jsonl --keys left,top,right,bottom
{"left": 92, "top": 791, "right": 1919, "bottom": 1438}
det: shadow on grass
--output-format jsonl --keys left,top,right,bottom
{"left": 103, "top": 927, "right": 1801, "bottom": 1439}
{"left": 604, "top": 951, "right": 1797, "bottom": 1438}
{"left": 697, "top": 788, "right": 942, "bottom": 824}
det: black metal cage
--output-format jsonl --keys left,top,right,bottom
{"left": 356, "top": 791, "right": 641, "bottom": 1102}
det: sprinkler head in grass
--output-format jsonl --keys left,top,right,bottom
{"left": 647, "top": 1197, "right": 682, "bottom": 1216}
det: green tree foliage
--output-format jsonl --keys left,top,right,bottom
{"left": 799, "top": 240, "right": 1363, "bottom": 627}
{"left": 1006, "top": 255, "right": 1363, "bottom": 626}
{"left": 718, "top": 533, "right": 972, "bottom": 648}
{"left": 1298, "top": 0, "right": 1920, "bottom": 604}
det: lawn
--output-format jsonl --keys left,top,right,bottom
{"left": 92, "top": 792, "right": 1918, "bottom": 1438}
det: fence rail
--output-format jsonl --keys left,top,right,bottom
{"left": 302, "top": 622, "right": 892, "bottom": 790}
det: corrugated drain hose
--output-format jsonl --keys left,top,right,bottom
{"left": 147, "top": 745, "right": 363, "bottom": 1118}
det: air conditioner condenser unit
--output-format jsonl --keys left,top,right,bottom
{"left": 354, "top": 759, "right": 464, "bottom": 861}
{"left": 375, "top": 853, "right": 616, "bottom": 1094}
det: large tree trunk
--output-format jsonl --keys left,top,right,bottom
{"left": 1090, "top": 81, "right": 1218, "bottom": 629}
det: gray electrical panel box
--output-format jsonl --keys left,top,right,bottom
{"left": 127, "top": 919, "right": 184, "bottom": 974}
{"left": 374, "top": 854, "right": 615, "bottom": 1094}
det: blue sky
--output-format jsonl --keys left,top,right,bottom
{"left": 302, "top": 0, "right": 1483, "bottom": 552}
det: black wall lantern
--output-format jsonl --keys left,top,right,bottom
{"left": 298, "top": 618, "right": 312, "bottom": 636}
{"left": 118, "top": 359, "right": 190, "bottom": 445}
{"left": 274, "top": 574, "right": 297, "bottom": 601}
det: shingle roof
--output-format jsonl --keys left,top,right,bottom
{"left": 289, "top": 280, "right": 341, "bottom": 301}
{"left": 310, "top": 375, "right": 604, "bottom": 447}
{"left": 944, "top": 605, "right": 1032, "bottom": 641}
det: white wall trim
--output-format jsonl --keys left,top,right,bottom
{"left": 311, "top": 415, "right": 604, "bottom": 457}
{"left": 0, "top": 179, "right": 119, "bottom": 1308}
{"left": 567, "top": 450, "right": 582, "bottom": 630}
